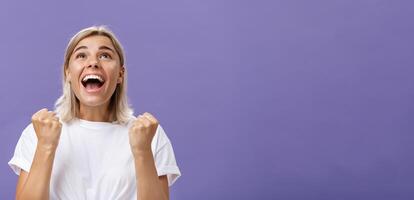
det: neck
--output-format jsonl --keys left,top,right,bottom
{"left": 79, "top": 102, "right": 113, "bottom": 122}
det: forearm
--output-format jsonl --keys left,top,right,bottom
{"left": 17, "top": 145, "right": 56, "bottom": 200}
{"left": 134, "top": 150, "right": 168, "bottom": 200}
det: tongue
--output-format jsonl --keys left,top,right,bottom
{"left": 85, "top": 82, "right": 101, "bottom": 91}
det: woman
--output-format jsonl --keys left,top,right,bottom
{"left": 8, "top": 26, "right": 181, "bottom": 200}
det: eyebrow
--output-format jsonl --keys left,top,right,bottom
{"left": 73, "top": 45, "right": 115, "bottom": 53}
{"left": 99, "top": 46, "right": 115, "bottom": 53}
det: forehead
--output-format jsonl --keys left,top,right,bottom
{"left": 74, "top": 35, "right": 115, "bottom": 50}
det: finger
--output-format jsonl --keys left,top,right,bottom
{"left": 47, "top": 111, "right": 57, "bottom": 118}
{"left": 38, "top": 108, "right": 49, "bottom": 115}
{"left": 133, "top": 118, "right": 148, "bottom": 130}
{"left": 135, "top": 115, "right": 145, "bottom": 125}
{"left": 51, "top": 116, "right": 59, "bottom": 121}
{"left": 142, "top": 112, "right": 158, "bottom": 124}
{"left": 36, "top": 108, "right": 49, "bottom": 120}
{"left": 137, "top": 115, "right": 151, "bottom": 127}
{"left": 142, "top": 115, "right": 157, "bottom": 126}
{"left": 39, "top": 108, "right": 48, "bottom": 113}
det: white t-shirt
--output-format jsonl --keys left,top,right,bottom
{"left": 8, "top": 117, "right": 181, "bottom": 200}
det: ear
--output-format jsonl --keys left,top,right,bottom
{"left": 118, "top": 66, "right": 125, "bottom": 84}
{"left": 65, "top": 68, "right": 71, "bottom": 82}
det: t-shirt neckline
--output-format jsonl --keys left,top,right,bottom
{"left": 76, "top": 118, "right": 119, "bottom": 129}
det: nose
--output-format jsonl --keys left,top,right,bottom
{"left": 87, "top": 58, "right": 100, "bottom": 69}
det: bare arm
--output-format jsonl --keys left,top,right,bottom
{"left": 16, "top": 108, "right": 62, "bottom": 200}
{"left": 134, "top": 150, "right": 169, "bottom": 200}
{"left": 129, "top": 112, "right": 170, "bottom": 200}
{"left": 16, "top": 146, "right": 57, "bottom": 200}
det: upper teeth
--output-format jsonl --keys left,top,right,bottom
{"left": 83, "top": 74, "right": 104, "bottom": 82}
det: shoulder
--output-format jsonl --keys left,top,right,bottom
{"left": 20, "top": 123, "right": 36, "bottom": 139}
{"left": 12, "top": 123, "right": 38, "bottom": 151}
{"left": 153, "top": 124, "right": 172, "bottom": 151}
{"left": 155, "top": 124, "right": 169, "bottom": 140}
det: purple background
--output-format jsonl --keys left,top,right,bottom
{"left": 1, "top": 0, "right": 413, "bottom": 199}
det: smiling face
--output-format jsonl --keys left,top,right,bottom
{"left": 66, "top": 35, "right": 124, "bottom": 109}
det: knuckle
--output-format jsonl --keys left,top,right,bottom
{"left": 130, "top": 126, "right": 136, "bottom": 132}
{"left": 130, "top": 126, "right": 138, "bottom": 132}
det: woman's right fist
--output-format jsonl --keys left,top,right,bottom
{"left": 31, "top": 108, "right": 62, "bottom": 150}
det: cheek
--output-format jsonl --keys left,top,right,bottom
{"left": 107, "top": 65, "right": 122, "bottom": 82}
{"left": 67, "top": 64, "right": 83, "bottom": 81}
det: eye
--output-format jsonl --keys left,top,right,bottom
{"left": 99, "top": 53, "right": 112, "bottom": 60}
{"left": 75, "top": 53, "right": 86, "bottom": 59}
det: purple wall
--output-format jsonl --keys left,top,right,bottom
{"left": 1, "top": 0, "right": 413, "bottom": 199}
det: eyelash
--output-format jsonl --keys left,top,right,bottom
{"left": 75, "top": 53, "right": 86, "bottom": 59}
{"left": 99, "top": 53, "right": 112, "bottom": 59}
{"left": 75, "top": 53, "right": 112, "bottom": 60}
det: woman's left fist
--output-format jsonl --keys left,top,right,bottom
{"left": 128, "top": 112, "right": 159, "bottom": 156}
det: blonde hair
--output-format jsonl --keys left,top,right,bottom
{"left": 54, "top": 25, "right": 133, "bottom": 124}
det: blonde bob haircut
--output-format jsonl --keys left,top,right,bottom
{"left": 55, "top": 25, "right": 133, "bottom": 124}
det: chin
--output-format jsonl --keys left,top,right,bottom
{"left": 79, "top": 97, "right": 109, "bottom": 107}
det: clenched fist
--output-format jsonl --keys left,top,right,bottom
{"left": 128, "top": 112, "right": 159, "bottom": 157}
{"left": 31, "top": 108, "right": 62, "bottom": 151}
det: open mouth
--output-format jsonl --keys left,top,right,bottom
{"left": 81, "top": 74, "right": 105, "bottom": 91}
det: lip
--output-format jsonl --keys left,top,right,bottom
{"left": 82, "top": 82, "right": 105, "bottom": 93}
{"left": 80, "top": 73, "right": 106, "bottom": 83}
{"left": 79, "top": 72, "right": 106, "bottom": 94}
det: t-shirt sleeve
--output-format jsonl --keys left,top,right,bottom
{"left": 152, "top": 124, "right": 181, "bottom": 187}
{"left": 8, "top": 123, "right": 37, "bottom": 175}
